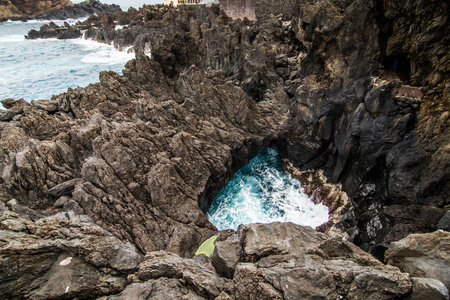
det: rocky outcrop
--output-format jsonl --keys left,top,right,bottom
{"left": 0, "top": 0, "right": 448, "bottom": 298}
{"left": 0, "top": 0, "right": 73, "bottom": 21}
{"left": 0, "top": 201, "right": 143, "bottom": 299}
{"left": 385, "top": 230, "right": 450, "bottom": 290}
{"left": 0, "top": 0, "right": 121, "bottom": 22}
{"left": 35, "top": 0, "right": 121, "bottom": 20}
{"left": 25, "top": 21, "right": 82, "bottom": 39}
{"left": 409, "top": 277, "right": 449, "bottom": 300}
{"left": 211, "top": 223, "right": 412, "bottom": 299}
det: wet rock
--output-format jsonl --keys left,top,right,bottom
{"left": 409, "top": 277, "right": 449, "bottom": 300}
{"left": 25, "top": 22, "right": 82, "bottom": 40}
{"left": 385, "top": 230, "right": 450, "bottom": 290}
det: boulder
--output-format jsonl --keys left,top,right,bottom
{"left": 0, "top": 206, "right": 143, "bottom": 299}
{"left": 385, "top": 230, "right": 450, "bottom": 290}
{"left": 409, "top": 277, "right": 449, "bottom": 300}
{"left": 212, "top": 223, "right": 412, "bottom": 299}
{"left": 0, "top": 108, "right": 21, "bottom": 121}
{"left": 48, "top": 178, "right": 82, "bottom": 198}
{"left": 211, "top": 230, "right": 242, "bottom": 279}
{"left": 438, "top": 211, "right": 450, "bottom": 231}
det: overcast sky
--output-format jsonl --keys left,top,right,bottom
{"left": 72, "top": 0, "right": 164, "bottom": 10}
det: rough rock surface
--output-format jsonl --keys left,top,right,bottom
{"left": 0, "top": 0, "right": 448, "bottom": 298}
{"left": 0, "top": 0, "right": 121, "bottom": 22}
{"left": 385, "top": 230, "right": 450, "bottom": 290}
{"left": 0, "top": 202, "right": 143, "bottom": 299}
{"left": 0, "top": 0, "right": 73, "bottom": 21}
{"left": 35, "top": 0, "right": 121, "bottom": 20}
{"left": 409, "top": 277, "right": 449, "bottom": 300}
{"left": 25, "top": 21, "right": 82, "bottom": 40}
{"left": 212, "top": 223, "right": 411, "bottom": 299}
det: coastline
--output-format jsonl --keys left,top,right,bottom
{"left": 0, "top": 1, "right": 448, "bottom": 299}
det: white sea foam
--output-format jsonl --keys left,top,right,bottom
{"left": 0, "top": 34, "right": 24, "bottom": 43}
{"left": 207, "top": 146, "right": 329, "bottom": 231}
{"left": 71, "top": 38, "right": 134, "bottom": 64}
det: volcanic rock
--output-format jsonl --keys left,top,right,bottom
{"left": 25, "top": 22, "right": 82, "bottom": 40}
{"left": 0, "top": 0, "right": 121, "bottom": 22}
{"left": 0, "top": 205, "right": 142, "bottom": 299}
{"left": 385, "top": 230, "right": 450, "bottom": 290}
{"left": 0, "top": 0, "right": 72, "bottom": 21}
{"left": 212, "top": 223, "right": 412, "bottom": 299}
{"left": 0, "top": 0, "right": 448, "bottom": 298}
{"left": 409, "top": 277, "right": 449, "bottom": 300}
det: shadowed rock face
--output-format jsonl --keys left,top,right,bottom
{"left": 0, "top": 0, "right": 448, "bottom": 298}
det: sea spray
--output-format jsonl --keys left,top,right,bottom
{"left": 207, "top": 146, "right": 329, "bottom": 231}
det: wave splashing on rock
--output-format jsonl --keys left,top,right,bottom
{"left": 207, "top": 146, "right": 329, "bottom": 230}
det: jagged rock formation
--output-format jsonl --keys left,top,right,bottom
{"left": 0, "top": 0, "right": 448, "bottom": 298}
{"left": 0, "top": 0, "right": 121, "bottom": 22}
{"left": 211, "top": 223, "right": 411, "bottom": 299}
{"left": 25, "top": 21, "right": 82, "bottom": 39}
{"left": 385, "top": 230, "right": 450, "bottom": 291}
{"left": 0, "top": 0, "right": 73, "bottom": 21}
{"left": 34, "top": 0, "right": 121, "bottom": 20}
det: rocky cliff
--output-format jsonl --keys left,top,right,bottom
{"left": 0, "top": 0, "right": 448, "bottom": 299}
{"left": 0, "top": 0, "right": 120, "bottom": 22}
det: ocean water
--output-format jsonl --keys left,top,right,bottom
{"left": 0, "top": 19, "right": 134, "bottom": 102}
{"left": 207, "top": 146, "right": 329, "bottom": 231}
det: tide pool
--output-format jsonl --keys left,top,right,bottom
{"left": 207, "top": 146, "right": 329, "bottom": 231}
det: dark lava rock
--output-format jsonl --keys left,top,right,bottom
{"left": 0, "top": 0, "right": 121, "bottom": 22}
{"left": 25, "top": 21, "right": 82, "bottom": 40}
{"left": 0, "top": 0, "right": 449, "bottom": 298}
{"left": 34, "top": 0, "right": 121, "bottom": 21}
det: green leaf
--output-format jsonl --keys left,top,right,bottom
{"left": 195, "top": 235, "right": 218, "bottom": 257}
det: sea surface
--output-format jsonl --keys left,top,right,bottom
{"left": 207, "top": 146, "right": 329, "bottom": 231}
{"left": 0, "top": 19, "right": 134, "bottom": 102}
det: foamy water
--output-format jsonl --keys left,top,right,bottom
{"left": 0, "top": 20, "right": 134, "bottom": 102}
{"left": 207, "top": 146, "right": 329, "bottom": 231}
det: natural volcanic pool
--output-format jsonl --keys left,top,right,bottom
{"left": 207, "top": 146, "right": 329, "bottom": 231}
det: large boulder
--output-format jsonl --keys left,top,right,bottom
{"left": 409, "top": 277, "right": 449, "bottom": 300}
{"left": 0, "top": 205, "right": 143, "bottom": 299}
{"left": 212, "top": 223, "right": 412, "bottom": 299}
{"left": 385, "top": 230, "right": 450, "bottom": 290}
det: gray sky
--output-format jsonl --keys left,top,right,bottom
{"left": 72, "top": 0, "right": 164, "bottom": 10}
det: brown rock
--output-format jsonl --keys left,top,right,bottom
{"left": 385, "top": 230, "right": 450, "bottom": 290}
{"left": 409, "top": 277, "right": 449, "bottom": 300}
{"left": 212, "top": 223, "right": 411, "bottom": 299}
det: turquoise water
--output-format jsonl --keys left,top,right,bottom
{"left": 207, "top": 146, "right": 329, "bottom": 231}
{"left": 0, "top": 20, "right": 134, "bottom": 102}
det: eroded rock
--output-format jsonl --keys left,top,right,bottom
{"left": 385, "top": 230, "right": 450, "bottom": 290}
{"left": 212, "top": 223, "right": 412, "bottom": 299}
